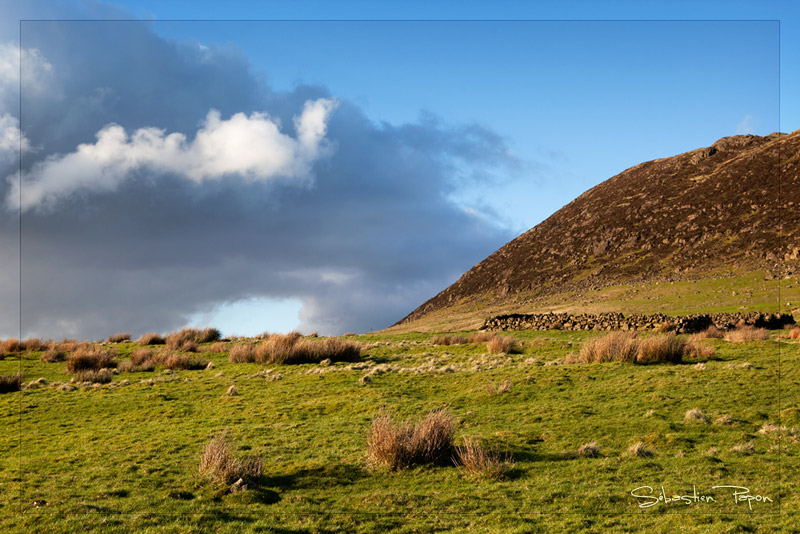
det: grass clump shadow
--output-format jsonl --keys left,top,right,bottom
{"left": 366, "top": 408, "right": 455, "bottom": 470}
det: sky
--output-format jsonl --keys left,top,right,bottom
{"left": 0, "top": 0, "right": 796, "bottom": 339}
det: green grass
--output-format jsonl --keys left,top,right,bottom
{"left": 0, "top": 331, "right": 798, "bottom": 532}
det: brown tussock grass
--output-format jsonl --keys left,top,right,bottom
{"left": 65, "top": 347, "right": 117, "bottom": 373}
{"left": 366, "top": 409, "right": 455, "bottom": 470}
{"left": 228, "top": 343, "right": 256, "bottom": 363}
{"left": 20, "top": 338, "right": 46, "bottom": 352}
{"left": 579, "top": 331, "right": 639, "bottom": 363}
{"left": 73, "top": 368, "right": 114, "bottom": 384}
{"left": 40, "top": 348, "right": 67, "bottom": 363}
{"left": 468, "top": 332, "right": 495, "bottom": 343}
{"left": 724, "top": 327, "right": 770, "bottom": 342}
{"left": 685, "top": 408, "right": 711, "bottom": 424}
{"left": 570, "top": 441, "right": 602, "bottom": 459}
{"left": 788, "top": 328, "right": 800, "bottom": 340}
{"left": 636, "top": 334, "right": 686, "bottom": 364}
{"left": 199, "top": 433, "right": 263, "bottom": 486}
{"left": 107, "top": 332, "right": 131, "bottom": 343}
{"left": 0, "top": 373, "right": 23, "bottom": 393}
{"left": 138, "top": 333, "right": 166, "bottom": 345}
{"left": 453, "top": 437, "right": 513, "bottom": 480}
{"left": 692, "top": 325, "right": 724, "bottom": 340}
{"left": 431, "top": 334, "right": 468, "bottom": 346}
{"left": 0, "top": 338, "right": 22, "bottom": 355}
{"left": 206, "top": 342, "right": 229, "bottom": 353}
{"left": 625, "top": 441, "right": 655, "bottom": 458}
{"left": 245, "top": 334, "right": 361, "bottom": 365}
{"left": 486, "top": 335, "right": 520, "bottom": 354}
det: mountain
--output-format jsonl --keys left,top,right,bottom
{"left": 395, "top": 129, "right": 800, "bottom": 331}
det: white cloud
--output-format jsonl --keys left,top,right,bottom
{"left": 0, "top": 42, "right": 54, "bottom": 106}
{"left": 0, "top": 112, "right": 30, "bottom": 166}
{"left": 8, "top": 98, "right": 338, "bottom": 211}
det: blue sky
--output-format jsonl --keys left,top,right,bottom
{"left": 0, "top": 0, "right": 796, "bottom": 338}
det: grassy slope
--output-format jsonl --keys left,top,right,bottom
{"left": 387, "top": 270, "right": 800, "bottom": 334}
{"left": 1, "top": 331, "right": 798, "bottom": 533}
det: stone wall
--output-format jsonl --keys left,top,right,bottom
{"left": 481, "top": 311, "right": 795, "bottom": 333}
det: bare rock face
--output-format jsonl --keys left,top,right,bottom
{"left": 399, "top": 130, "right": 800, "bottom": 324}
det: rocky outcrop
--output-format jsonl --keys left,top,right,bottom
{"left": 481, "top": 311, "right": 795, "bottom": 333}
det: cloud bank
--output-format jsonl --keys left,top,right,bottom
{"left": 10, "top": 99, "right": 338, "bottom": 211}
{"left": 1, "top": 4, "right": 519, "bottom": 339}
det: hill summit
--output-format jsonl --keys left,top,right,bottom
{"left": 397, "top": 129, "right": 800, "bottom": 330}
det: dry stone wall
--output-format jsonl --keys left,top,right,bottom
{"left": 481, "top": 311, "right": 795, "bottom": 333}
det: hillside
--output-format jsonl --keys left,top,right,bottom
{"left": 395, "top": 129, "right": 800, "bottom": 331}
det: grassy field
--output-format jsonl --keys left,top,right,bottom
{"left": 388, "top": 270, "right": 800, "bottom": 333}
{"left": 1, "top": 328, "right": 798, "bottom": 533}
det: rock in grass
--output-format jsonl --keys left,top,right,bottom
{"left": 205, "top": 361, "right": 215, "bottom": 370}
{"left": 226, "top": 385, "right": 238, "bottom": 396}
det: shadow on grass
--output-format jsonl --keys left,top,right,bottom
{"left": 264, "top": 462, "right": 366, "bottom": 491}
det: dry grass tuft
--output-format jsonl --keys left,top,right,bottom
{"left": 138, "top": 333, "right": 166, "bottom": 345}
{"left": 486, "top": 379, "right": 511, "bottom": 395}
{"left": 468, "top": 332, "right": 495, "bottom": 343}
{"left": 228, "top": 343, "right": 256, "bottom": 363}
{"left": 788, "top": 328, "right": 800, "bottom": 340}
{"left": 65, "top": 347, "right": 117, "bottom": 373}
{"left": 693, "top": 325, "right": 724, "bottom": 339}
{"left": 685, "top": 408, "right": 711, "bottom": 424}
{"left": 367, "top": 409, "right": 455, "bottom": 470}
{"left": 0, "top": 338, "right": 22, "bottom": 355}
{"left": 579, "top": 331, "right": 639, "bottom": 363}
{"left": 571, "top": 441, "right": 602, "bottom": 458}
{"left": 725, "top": 327, "right": 770, "bottom": 342}
{"left": 430, "top": 335, "right": 468, "bottom": 346}
{"left": 486, "top": 335, "right": 520, "bottom": 354}
{"left": 636, "top": 334, "right": 686, "bottom": 364}
{"left": 199, "top": 433, "right": 263, "bottom": 486}
{"left": 0, "top": 373, "right": 22, "bottom": 393}
{"left": 656, "top": 321, "right": 674, "bottom": 333}
{"left": 453, "top": 437, "right": 513, "bottom": 480}
{"left": 73, "top": 368, "right": 114, "bottom": 384}
{"left": 206, "top": 342, "right": 228, "bottom": 353}
{"left": 247, "top": 335, "right": 361, "bottom": 365}
{"left": 686, "top": 342, "right": 716, "bottom": 360}
{"left": 20, "top": 338, "right": 46, "bottom": 352}
{"left": 731, "top": 441, "right": 755, "bottom": 455}
{"left": 107, "top": 332, "right": 131, "bottom": 343}
{"left": 40, "top": 348, "right": 67, "bottom": 363}
{"left": 625, "top": 441, "right": 655, "bottom": 458}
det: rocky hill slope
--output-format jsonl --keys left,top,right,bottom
{"left": 398, "top": 129, "right": 800, "bottom": 327}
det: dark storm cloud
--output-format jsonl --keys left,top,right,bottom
{"left": 1, "top": 2, "right": 518, "bottom": 338}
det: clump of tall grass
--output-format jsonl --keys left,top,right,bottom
{"left": 486, "top": 335, "right": 520, "bottom": 354}
{"left": 453, "top": 437, "right": 513, "bottom": 480}
{"left": 367, "top": 409, "right": 455, "bottom": 470}
{"left": 468, "top": 332, "right": 495, "bottom": 343}
{"left": 0, "top": 338, "right": 21, "bottom": 355}
{"left": 166, "top": 328, "right": 222, "bottom": 350}
{"left": 73, "top": 368, "right": 114, "bottom": 384}
{"left": 625, "top": 441, "right": 655, "bottom": 458}
{"left": 229, "top": 334, "right": 361, "bottom": 365}
{"left": 430, "top": 334, "right": 468, "bottom": 346}
{"left": 788, "top": 328, "right": 800, "bottom": 340}
{"left": 692, "top": 325, "right": 724, "bottom": 340}
{"left": 107, "top": 332, "right": 131, "bottom": 343}
{"left": 199, "top": 433, "right": 263, "bottom": 486}
{"left": 636, "top": 334, "right": 686, "bottom": 364}
{"left": 138, "top": 333, "right": 165, "bottom": 345}
{"left": 578, "top": 331, "right": 639, "bottom": 363}
{"left": 65, "top": 347, "right": 117, "bottom": 373}
{"left": 20, "top": 338, "right": 46, "bottom": 352}
{"left": 0, "top": 373, "right": 22, "bottom": 393}
{"left": 40, "top": 348, "right": 67, "bottom": 363}
{"left": 724, "top": 327, "right": 770, "bottom": 342}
